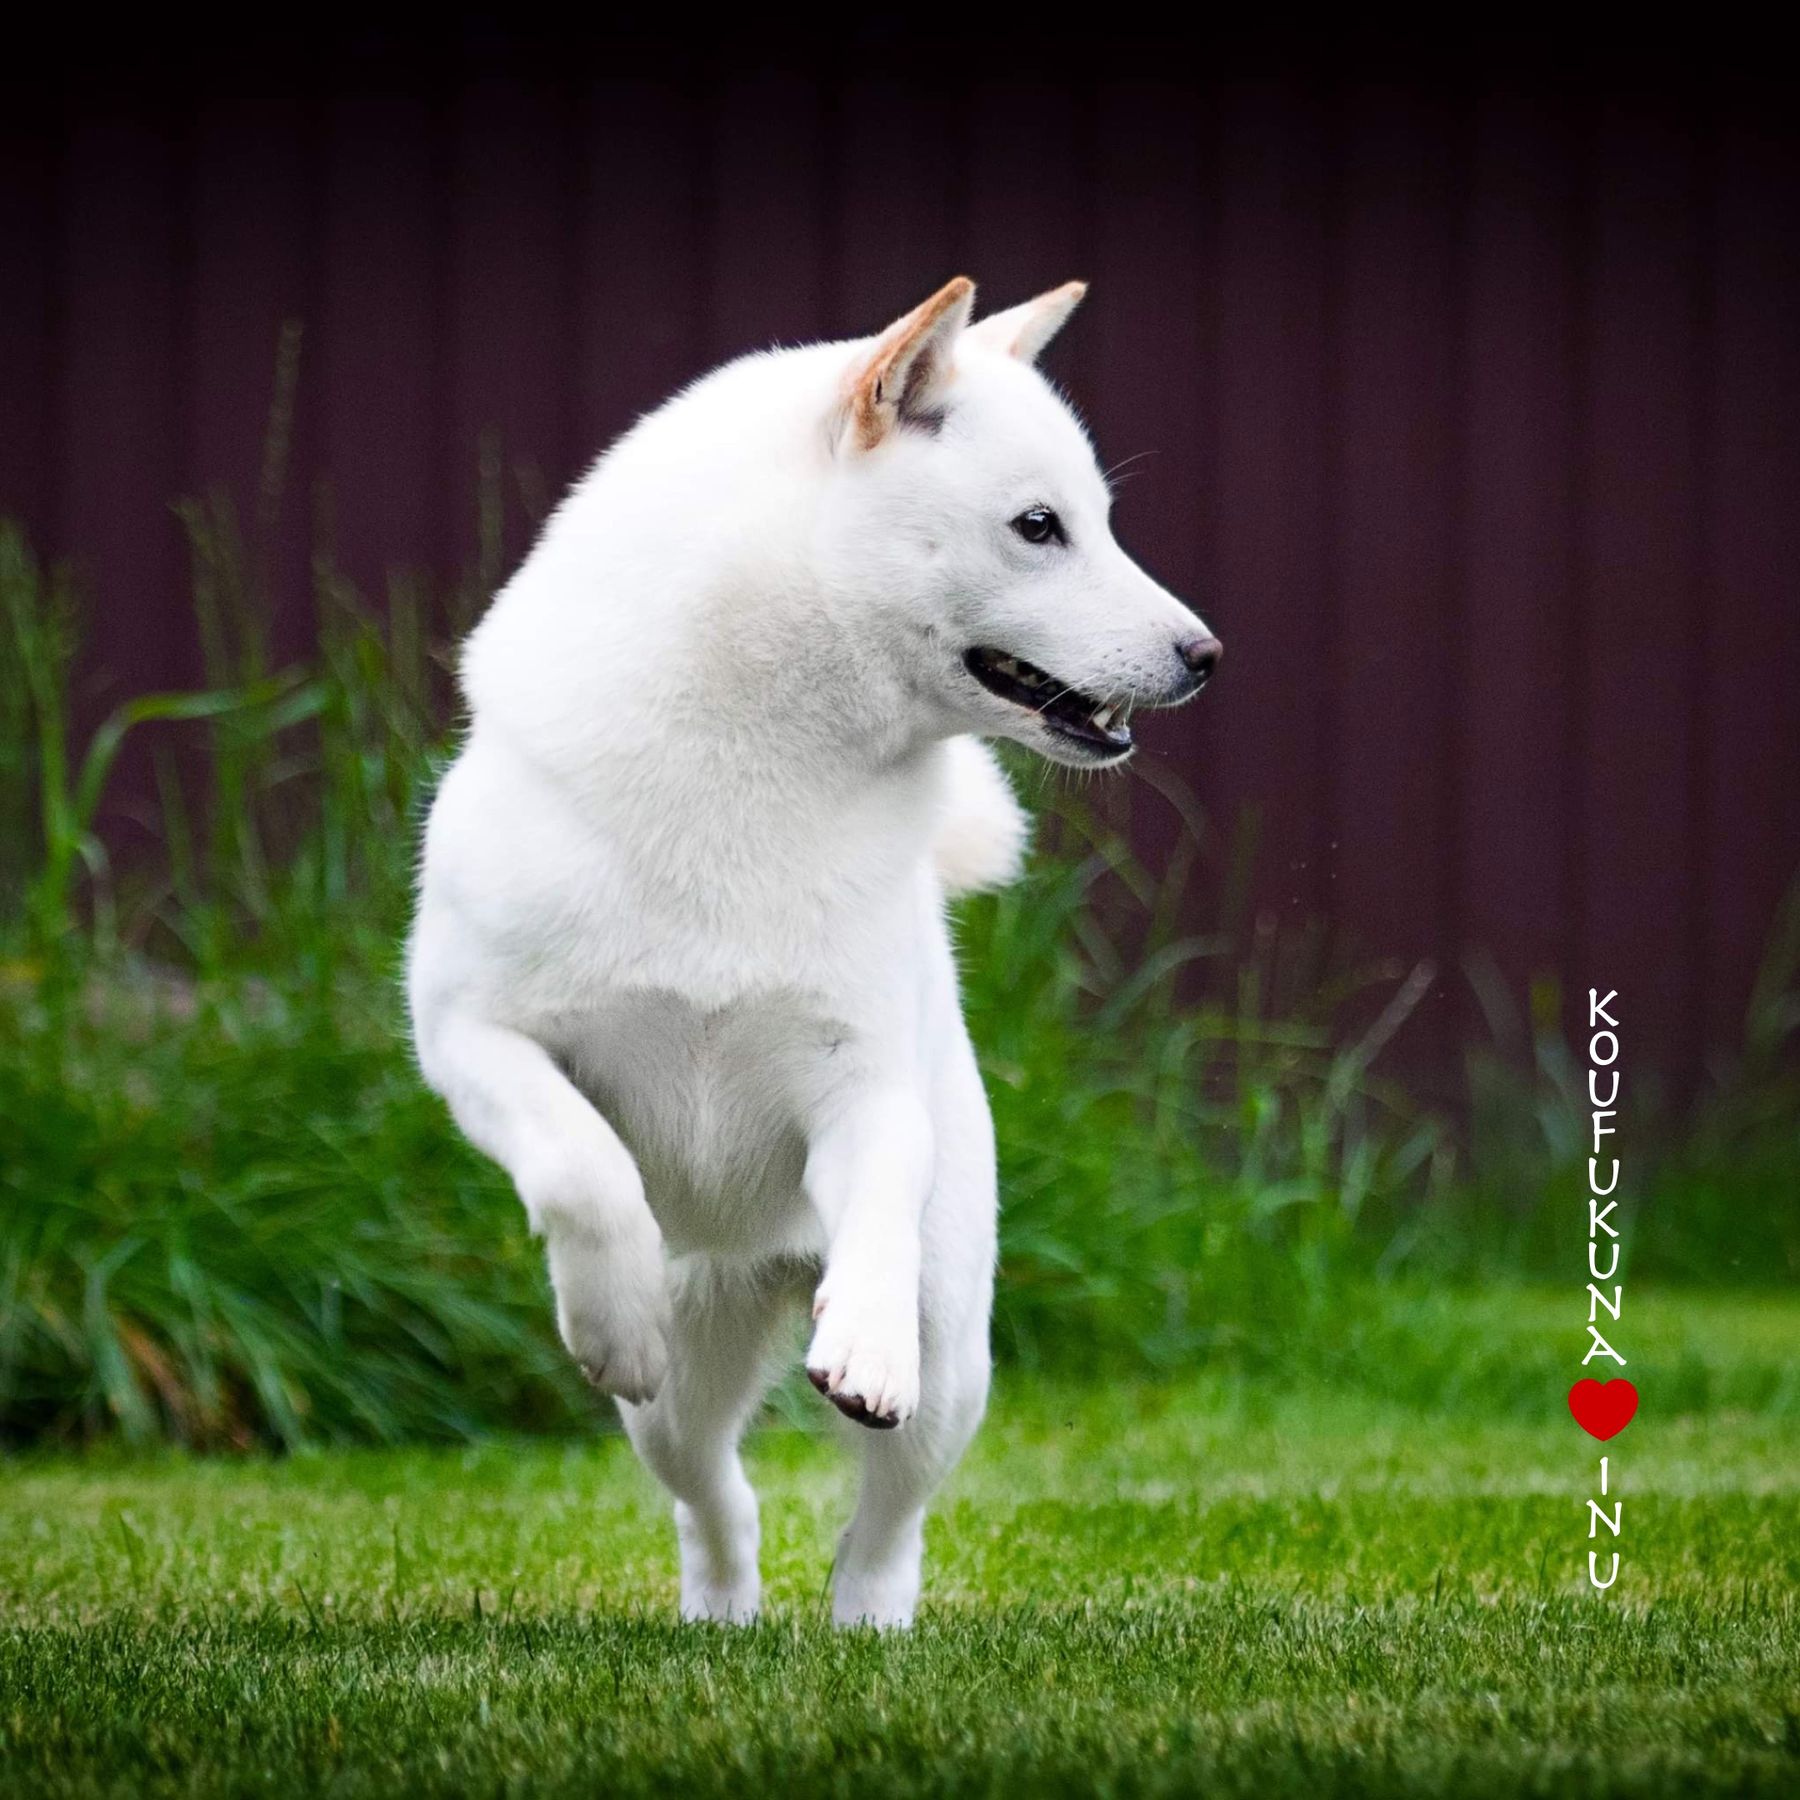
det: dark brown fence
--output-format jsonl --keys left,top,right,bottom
{"left": 3, "top": 27, "right": 1796, "bottom": 1086}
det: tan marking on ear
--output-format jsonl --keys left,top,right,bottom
{"left": 845, "top": 276, "right": 975, "bottom": 450}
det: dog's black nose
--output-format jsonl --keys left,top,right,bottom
{"left": 1177, "top": 635, "right": 1223, "bottom": 687}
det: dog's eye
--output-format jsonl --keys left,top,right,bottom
{"left": 1011, "top": 507, "right": 1066, "bottom": 547}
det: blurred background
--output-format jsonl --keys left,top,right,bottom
{"left": 2, "top": 21, "right": 1795, "bottom": 1448}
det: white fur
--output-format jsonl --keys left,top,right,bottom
{"left": 407, "top": 280, "right": 1214, "bottom": 1628}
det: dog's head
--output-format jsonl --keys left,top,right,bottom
{"left": 820, "top": 276, "right": 1221, "bottom": 767}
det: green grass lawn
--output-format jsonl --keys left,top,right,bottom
{"left": 3, "top": 1289, "right": 1797, "bottom": 1797}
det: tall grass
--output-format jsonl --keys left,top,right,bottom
{"left": 0, "top": 518, "right": 587, "bottom": 1447}
{"left": 1, "top": 497, "right": 1795, "bottom": 1448}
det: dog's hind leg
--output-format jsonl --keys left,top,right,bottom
{"left": 617, "top": 1254, "right": 795, "bottom": 1623}
{"left": 832, "top": 1307, "right": 990, "bottom": 1628}
{"left": 831, "top": 1050, "right": 997, "bottom": 1628}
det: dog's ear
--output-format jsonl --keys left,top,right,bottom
{"left": 967, "top": 280, "right": 1087, "bottom": 364}
{"left": 842, "top": 276, "right": 975, "bottom": 450}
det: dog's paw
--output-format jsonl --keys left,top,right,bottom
{"left": 804, "top": 1291, "right": 919, "bottom": 1430}
{"left": 833, "top": 1516, "right": 925, "bottom": 1628}
{"left": 544, "top": 1216, "right": 671, "bottom": 1405}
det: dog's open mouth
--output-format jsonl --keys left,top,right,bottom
{"left": 963, "top": 647, "right": 1132, "bottom": 756}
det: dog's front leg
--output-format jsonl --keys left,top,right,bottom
{"left": 803, "top": 1088, "right": 933, "bottom": 1429}
{"left": 415, "top": 1009, "right": 670, "bottom": 1402}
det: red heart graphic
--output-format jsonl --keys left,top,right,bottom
{"left": 1568, "top": 1378, "right": 1638, "bottom": 1440}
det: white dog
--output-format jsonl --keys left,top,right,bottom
{"left": 407, "top": 278, "right": 1220, "bottom": 1627}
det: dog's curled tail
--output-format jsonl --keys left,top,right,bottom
{"left": 933, "top": 738, "right": 1030, "bottom": 896}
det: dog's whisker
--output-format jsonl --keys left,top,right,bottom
{"left": 1102, "top": 449, "right": 1158, "bottom": 492}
